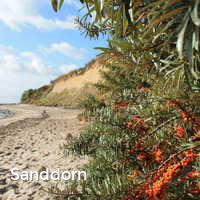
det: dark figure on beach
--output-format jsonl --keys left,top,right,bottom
{"left": 41, "top": 110, "right": 49, "bottom": 119}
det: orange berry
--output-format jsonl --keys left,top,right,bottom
{"left": 152, "top": 146, "right": 163, "bottom": 162}
{"left": 175, "top": 126, "right": 185, "bottom": 138}
{"left": 187, "top": 170, "right": 200, "bottom": 179}
{"left": 130, "top": 170, "right": 137, "bottom": 178}
{"left": 136, "top": 152, "right": 149, "bottom": 161}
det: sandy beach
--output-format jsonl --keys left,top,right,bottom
{"left": 0, "top": 104, "right": 88, "bottom": 200}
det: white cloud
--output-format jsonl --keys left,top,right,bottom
{"left": 0, "top": 44, "right": 79, "bottom": 103}
{"left": 0, "top": 0, "right": 75, "bottom": 31}
{"left": 0, "top": 54, "right": 21, "bottom": 73}
{"left": 0, "top": 47, "right": 54, "bottom": 75}
{"left": 0, "top": 44, "right": 79, "bottom": 75}
{"left": 0, "top": 47, "right": 56, "bottom": 103}
{"left": 21, "top": 51, "right": 54, "bottom": 75}
{"left": 42, "top": 42, "right": 86, "bottom": 59}
{"left": 0, "top": 45, "right": 14, "bottom": 54}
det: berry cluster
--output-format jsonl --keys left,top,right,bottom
{"left": 175, "top": 126, "right": 185, "bottom": 138}
{"left": 127, "top": 115, "right": 149, "bottom": 135}
{"left": 137, "top": 150, "right": 198, "bottom": 200}
{"left": 114, "top": 101, "right": 129, "bottom": 111}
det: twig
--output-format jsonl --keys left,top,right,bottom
{"left": 143, "top": 116, "right": 178, "bottom": 141}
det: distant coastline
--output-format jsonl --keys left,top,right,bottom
{"left": 0, "top": 103, "right": 18, "bottom": 106}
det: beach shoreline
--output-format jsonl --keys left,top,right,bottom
{"left": 0, "top": 104, "right": 88, "bottom": 200}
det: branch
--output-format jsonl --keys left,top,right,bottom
{"left": 142, "top": 116, "right": 178, "bottom": 141}
{"left": 149, "top": 141, "right": 200, "bottom": 177}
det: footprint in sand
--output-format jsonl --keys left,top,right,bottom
{"left": 0, "top": 105, "right": 88, "bottom": 200}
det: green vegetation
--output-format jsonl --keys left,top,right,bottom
{"left": 21, "top": 85, "right": 52, "bottom": 104}
{"left": 21, "top": 89, "right": 35, "bottom": 103}
{"left": 21, "top": 84, "right": 97, "bottom": 108}
{"left": 57, "top": 51, "right": 200, "bottom": 200}
{"left": 36, "top": 84, "right": 97, "bottom": 108}
{"left": 47, "top": 1, "right": 200, "bottom": 199}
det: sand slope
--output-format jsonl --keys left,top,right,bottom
{"left": 21, "top": 55, "right": 110, "bottom": 107}
{"left": 51, "top": 56, "right": 105, "bottom": 93}
{"left": 0, "top": 104, "right": 88, "bottom": 200}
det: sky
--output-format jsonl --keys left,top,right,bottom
{"left": 0, "top": 0, "right": 107, "bottom": 103}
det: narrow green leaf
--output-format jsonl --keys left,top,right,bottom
{"left": 191, "top": 0, "right": 200, "bottom": 26}
{"left": 59, "top": 0, "right": 65, "bottom": 10}
{"left": 94, "top": 0, "right": 101, "bottom": 21}
{"left": 94, "top": 47, "right": 109, "bottom": 52}
{"left": 177, "top": 17, "right": 189, "bottom": 58}
{"left": 52, "top": 0, "right": 58, "bottom": 12}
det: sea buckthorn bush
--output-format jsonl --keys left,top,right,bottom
{"left": 54, "top": 60, "right": 200, "bottom": 200}
{"left": 50, "top": 1, "right": 200, "bottom": 199}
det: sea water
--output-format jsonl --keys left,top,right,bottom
{"left": 0, "top": 110, "right": 14, "bottom": 119}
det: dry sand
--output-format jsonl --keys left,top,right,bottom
{"left": 0, "top": 104, "right": 88, "bottom": 200}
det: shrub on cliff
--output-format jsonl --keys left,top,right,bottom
{"left": 21, "top": 89, "right": 34, "bottom": 103}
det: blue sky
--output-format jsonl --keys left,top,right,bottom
{"left": 0, "top": 0, "right": 107, "bottom": 103}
